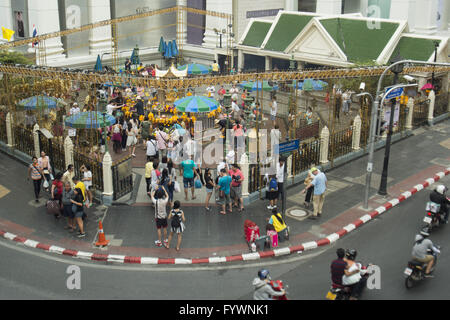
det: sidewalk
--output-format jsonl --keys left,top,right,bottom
{"left": 0, "top": 120, "right": 449, "bottom": 263}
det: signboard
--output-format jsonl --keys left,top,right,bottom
{"left": 385, "top": 86, "right": 404, "bottom": 100}
{"left": 277, "top": 139, "right": 300, "bottom": 154}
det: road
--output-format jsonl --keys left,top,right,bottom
{"left": 0, "top": 174, "right": 448, "bottom": 300}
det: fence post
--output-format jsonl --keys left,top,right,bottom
{"left": 5, "top": 112, "right": 13, "bottom": 147}
{"left": 64, "top": 136, "right": 74, "bottom": 168}
{"left": 33, "top": 124, "right": 40, "bottom": 158}
{"left": 287, "top": 154, "right": 293, "bottom": 179}
{"left": 102, "top": 151, "right": 114, "bottom": 206}
{"left": 405, "top": 98, "right": 414, "bottom": 131}
{"left": 427, "top": 90, "right": 435, "bottom": 126}
{"left": 320, "top": 126, "right": 329, "bottom": 164}
{"left": 240, "top": 152, "right": 249, "bottom": 198}
{"left": 352, "top": 115, "right": 361, "bottom": 151}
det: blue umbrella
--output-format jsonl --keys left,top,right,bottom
{"left": 172, "top": 39, "right": 178, "bottom": 56}
{"left": 94, "top": 54, "right": 102, "bottom": 72}
{"left": 240, "top": 81, "right": 279, "bottom": 92}
{"left": 65, "top": 111, "right": 116, "bottom": 129}
{"left": 174, "top": 95, "right": 219, "bottom": 112}
{"left": 158, "top": 36, "right": 165, "bottom": 53}
{"left": 292, "top": 79, "right": 328, "bottom": 91}
{"left": 17, "top": 95, "right": 58, "bottom": 111}
{"left": 177, "top": 63, "right": 211, "bottom": 75}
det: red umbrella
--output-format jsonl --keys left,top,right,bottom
{"left": 421, "top": 83, "right": 434, "bottom": 90}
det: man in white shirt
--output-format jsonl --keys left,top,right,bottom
{"left": 106, "top": 101, "right": 122, "bottom": 116}
{"left": 270, "top": 96, "right": 278, "bottom": 127}
{"left": 231, "top": 98, "right": 240, "bottom": 120}
{"left": 146, "top": 137, "right": 159, "bottom": 162}
{"left": 276, "top": 157, "right": 285, "bottom": 202}
{"left": 230, "top": 84, "right": 239, "bottom": 102}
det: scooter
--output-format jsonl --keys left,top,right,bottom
{"left": 269, "top": 279, "right": 288, "bottom": 300}
{"left": 422, "top": 201, "right": 446, "bottom": 233}
{"left": 326, "top": 263, "right": 371, "bottom": 300}
{"left": 404, "top": 246, "right": 440, "bottom": 289}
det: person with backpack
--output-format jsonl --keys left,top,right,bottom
{"left": 150, "top": 185, "right": 169, "bottom": 248}
{"left": 266, "top": 175, "right": 279, "bottom": 210}
{"left": 166, "top": 200, "right": 186, "bottom": 251}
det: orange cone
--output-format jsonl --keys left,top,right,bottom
{"left": 95, "top": 221, "right": 109, "bottom": 247}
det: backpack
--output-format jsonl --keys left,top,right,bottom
{"left": 171, "top": 210, "right": 181, "bottom": 228}
{"left": 269, "top": 178, "right": 278, "bottom": 191}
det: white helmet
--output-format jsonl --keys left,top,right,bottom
{"left": 435, "top": 185, "right": 447, "bottom": 195}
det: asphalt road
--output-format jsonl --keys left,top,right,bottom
{"left": 0, "top": 175, "right": 448, "bottom": 300}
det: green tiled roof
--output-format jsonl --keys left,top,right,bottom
{"left": 319, "top": 18, "right": 400, "bottom": 62}
{"left": 263, "top": 13, "right": 316, "bottom": 52}
{"left": 389, "top": 36, "right": 440, "bottom": 62}
{"left": 241, "top": 21, "right": 273, "bottom": 48}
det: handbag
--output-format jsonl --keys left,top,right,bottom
{"left": 174, "top": 181, "right": 181, "bottom": 193}
{"left": 43, "top": 180, "right": 49, "bottom": 189}
{"left": 195, "top": 179, "right": 202, "bottom": 189}
{"left": 46, "top": 199, "right": 60, "bottom": 215}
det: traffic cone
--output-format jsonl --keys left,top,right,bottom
{"left": 95, "top": 221, "right": 109, "bottom": 247}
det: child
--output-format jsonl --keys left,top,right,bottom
{"left": 266, "top": 175, "right": 278, "bottom": 210}
{"left": 166, "top": 200, "right": 186, "bottom": 251}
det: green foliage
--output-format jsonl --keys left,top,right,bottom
{"left": 0, "top": 50, "right": 33, "bottom": 65}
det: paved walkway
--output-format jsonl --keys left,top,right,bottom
{"left": 0, "top": 120, "right": 448, "bottom": 263}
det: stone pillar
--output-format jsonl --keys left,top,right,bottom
{"left": 285, "top": 0, "right": 298, "bottom": 11}
{"left": 5, "top": 112, "right": 13, "bottom": 147}
{"left": 406, "top": 98, "right": 414, "bottom": 131}
{"left": 389, "top": 0, "right": 417, "bottom": 31}
{"left": 27, "top": 0, "right": 65, "bottom": 61}
{"left": 265, "top": 56, "right": 272, "bottom": 72}
{"left": 287, "top": 154, "right": 293, "bottom": 179}
{"left": 352, "top": 115, "right": 361, "bottom": 151}
{"left": 102, "top": 151, "right": 114, "bottom": 206}
{"left": 316, "top": 0, "right": 342, "bottom": 15}
{"left": 240, "top": 152, "right": 249, "bottom": 197}
{"left": 0, "top": 0, "right": 14, "bottom": 43}
{"left": 320, "top": 126, "right": 329, "bottom": 164}
{"left": 33, "top": 124, "right": 40, "bottom": 158}
{"left": 414, "top": 0, "right": 438, "bottom": 35}
{"left": 64, "top": 135, "right": 74, "bottom": 169}
{"left": 427, "top": 89, "right": 435, "bottom": 125}
{"left": 177, "top": 0, "right": 188, "bottom": 48}
{"left": 237, "top": 50, "right": 244, "bottom": 72}
{"left": 87, "top": 0, "right": 112, "bottom": 56}
{"left": 203, "top": 0, "right": 233, "bottom": 48}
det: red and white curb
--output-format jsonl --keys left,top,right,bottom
{"left": 1, "top": 167, "right": 449, "bottom": 265}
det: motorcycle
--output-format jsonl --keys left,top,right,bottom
{"left": 326, "top": 263, "right": 371, "bottom": 300}
{"left": 404, "top": 246, "right": 440, "bottom": 289}
{"left": 422, "top": 201, "right": 446, "bottom": 233}
{"left": 269, "top": 279, "right": 288, "bottom": 300}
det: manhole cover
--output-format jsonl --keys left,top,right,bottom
{"left": 289, "top": 209, "right": 308, "bottom": 218}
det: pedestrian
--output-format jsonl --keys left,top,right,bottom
{"left": 111, "top": 119, "right": 123, "bottom": 154}
{"left": 61, "top": 182, "right": 75, "bottom": 232}
{"left": 155, "top": 126, "right": 169, "bottom": 159}
{"left": 276, "top": 157, "right": 285, "bottom": 202}
{"left": 270, "top": 96, "right": 278, "bottom": 127}
{"left": 303, "top": 167, "right": 315, "bottom": 209}
{"left": 81, "top": 164, "right": 93, "bottom": 208}
{"left": 120, "top": 117, "right": 128, "bottom": 152}
{"left": 72, "top": 176, "right": 86, "bottom": 214}
{"left": 166, "top": 200, "right": 186, "bottom": 251}
{"left": 230, "top": 164, "right": 244, "bottom": 212}
{"left": 135, "top": 96, "right": 144, "bottom": 116}
{"left": 217, "top": 168, "right": 232, "bottom": 215}
{"left": 305, "top": 107, "right": 313, "bottom": 125}
{"left": 28, "top": 156, "right": 45, "bottom": 202}
{"left": 50, "top": 172, "right": 64, "bottom": 219}
{"left": 71, "top": 187, "right": 86, "bottom": 237}
{"left": 144, "top": 158, "right": 154, "bottom": 193}
{"left": 268, "top": 208, "right": 288, "bottom": 242}
{"left": 126, "top": 120, "right": 138, "bottom": 157}
{"left": 146, "top": 136, "right": 159, "bottom": 162}
{"left": 38, "top": 151, "right": 52, "bottom": 191}
{"left": 218, "top": 85, "right": 226, "bottom": 106}
{"left": 302, "top": 168, "right": 327, "bottom": 219}
{"left": 166, "top": 159, "right": 177, "bottom": 209}
{"left": 204, "top": 168, "right": 215, "bottom": 211}
{"left": 231, "top": 98, "right": 240, "bottom": 120}
{"left": 266, "top": 174, "right": 278, "bottom": 210}
{"left": 62, "top": 164, "right": 75, "bottom": 189}
{"left": 150, "top": 159, "right": 160, "bottom": 194}
{"left": 125, "top": 58, "right": 131, "bottom": 72}
{"left": 230, "top": 83, "right": 239, "bottom": 102}
{"left": 233, "top": 120, "right": 244, "bottom": 155}
{"left": 180, "top": 155, "right": 199, "bottom": 201}
{"left": 211, "top": 60, "right": 220, "bottom": 75}
{"left": 149, "top": 185, "right": 169, "bottom": 248}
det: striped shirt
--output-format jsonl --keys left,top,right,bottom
{"left": 29, "top": 163, "right": 42, "bottom": 180}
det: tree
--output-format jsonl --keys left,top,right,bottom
{"left": 0, "top": 50, "right": 32, "bottom": 65}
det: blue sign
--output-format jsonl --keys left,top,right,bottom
{"left": 277, "top": 139, "right": 300, "bottom": 154}
{"left": 385, "top": 86, "right": 404, "bottom": 100}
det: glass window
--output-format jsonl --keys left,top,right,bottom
{"left": 298, "top": 0, "right": 317, "bottom": 13}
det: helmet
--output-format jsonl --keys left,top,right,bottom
{"left": 258, "top": 269, "right": 270, "bottom": 280}
{"left": 435, "top": 185, "right": 447, "bottom": 195}
{"left": 420, "top": 230, "right": 430, "bottom": 238}
{"left": 345, "top": 249, "right": 357, "bottom": 260}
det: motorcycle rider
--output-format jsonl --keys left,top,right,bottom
{"left": 429, "top": 185, "right": 449, "bottom": 223}
{"left": 411, "top": 230, "right": 440, "bottom": 277}
{"left": 252, "top": 269, "right": 286, "bottom": 300}
{"left": 342, "top": 249, "right": 367, "bottom": 300}
{"left": 330, "top": 248, "right": 348, "bottom": 287}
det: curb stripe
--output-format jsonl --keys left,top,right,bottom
{"left": 1, "top": 167, "right": 448, "bottom": 265}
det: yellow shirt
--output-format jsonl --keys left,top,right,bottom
{"left": 75, "top": 182, "right": 86, "bottom": 202}
{"left": 271, "top": 213, "right": 287, "bottom": 233}
{"left": 145, "top": 162, "right": 154, "bottom": 178}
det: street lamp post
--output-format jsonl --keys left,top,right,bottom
{"left": 363, "top": 59, "right": 450, "bottom": 209}
{"left": 378, "top": 55, "right": 404, "bottom": 196}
